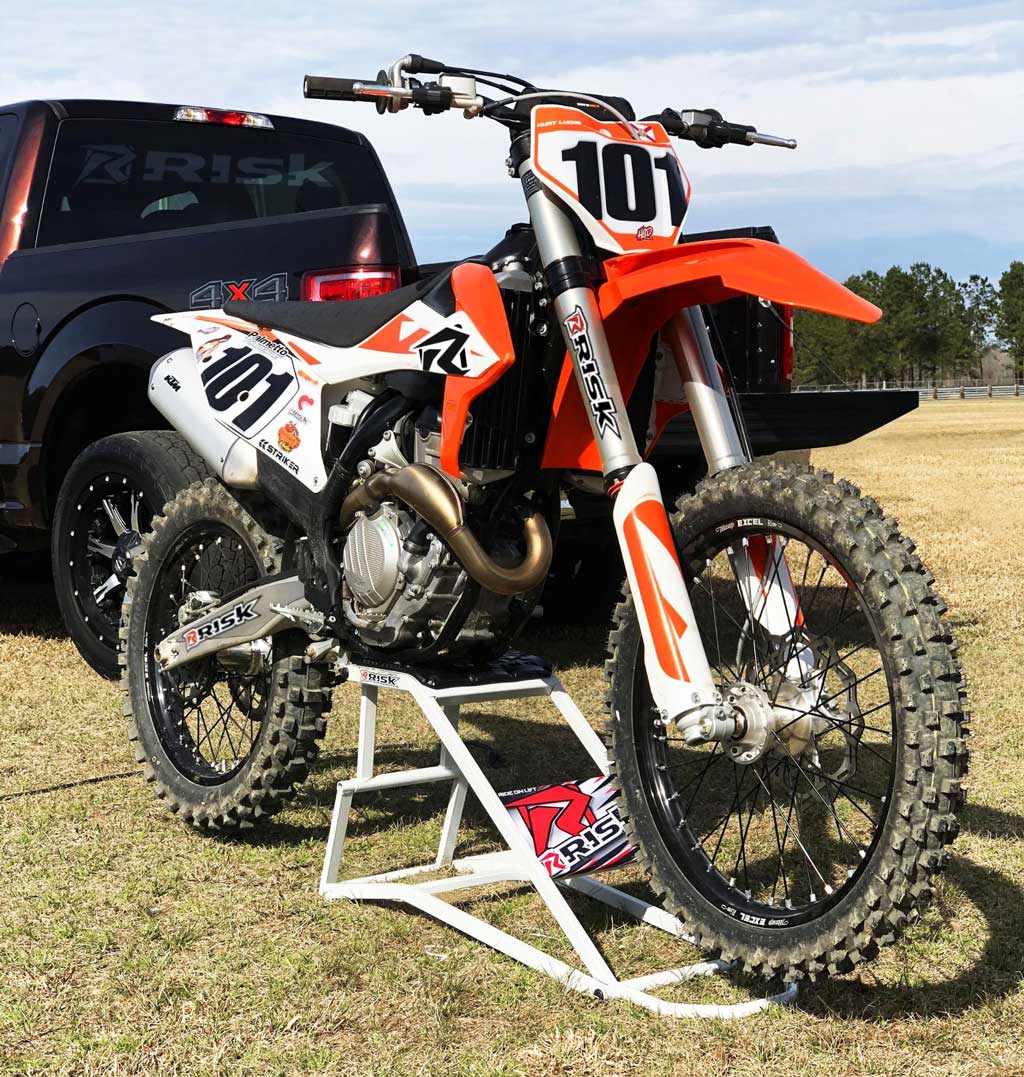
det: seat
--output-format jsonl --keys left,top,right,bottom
{"left": 225, "top": 276, "right": 437, "bottom": 350}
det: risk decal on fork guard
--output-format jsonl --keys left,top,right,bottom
{"left": 563, "top": 306, "right": 621, "bottom": 438}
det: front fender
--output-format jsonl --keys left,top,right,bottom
{"left": 541, "top": 239, "right": 880, "bottom": 471}
{"left": 599, "top": 238, "right": 880, "bottom": 325}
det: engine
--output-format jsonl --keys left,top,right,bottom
{"left": 341, "top": 500, "right": 464, "bottom": 649}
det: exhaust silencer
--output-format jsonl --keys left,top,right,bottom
{"left": 339, "top": 464, "right": 552, "bottom": 596}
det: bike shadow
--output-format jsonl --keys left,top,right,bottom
{"left": 248, "top": 695, "right": 1024, "bottom": 1021}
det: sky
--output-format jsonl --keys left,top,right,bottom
{"left": 2, "top": 0, "right": 1022, "bottom": 282}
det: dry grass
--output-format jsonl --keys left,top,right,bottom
{"left": 1, "top": 399, "right": 1023, "bottom": 1076}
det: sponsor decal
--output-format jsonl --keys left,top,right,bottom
{"left": 297, "top": 394, "right": 315, "bottom": 411}
{"left": 258, "top": 438, "right": 300, "bottom": 474}
{"left": 277, "top": 422, "right": 301, "bottom": 452}
{"left": 244, "top": 329, "right": 295, "bottom": 363}
{"left": 196, "top": 334, "right": 230, "bottom": 361}
{"left": 500, "top": 775, "right": 634, "bottom": 879}
{"left": 286, "top": 407, "right": 309, "bottom": 426}
{"left": 75, "top": 144, "right": 136, "bottom": 185}
{"left": 184, "top": 599, "right": 259, "bottom": 650}
{"left": 635, "top": 224, "right": 654, "bottom": 240}
{"left": 416, "top": 325, "right": 471, "bottom": 375}
{"left": 520, "top": 169, "right": 542, "bottom": 199}
{"left": 163, "top": 373, "right": 181, "bottom": 392}
{"left": 190, "top": 272, "right": 289, "bottom": 310}
{"left": 562, "top": 305, "right": 621, "bottom": 438}
{"left": 297, "top": 369, "right": 319, "bottom": 386}
{"left": 720, "top": 903, "right": 792, "bottom": 928}
{"left": 78, "top": 148, "right": 332, "bottom": 189}
{"left": 359, "top": 669, "right": 399, "bottom": 688}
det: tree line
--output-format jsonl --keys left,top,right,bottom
{"left": 794, "top": 261, "right": 1024, "bottom": 386}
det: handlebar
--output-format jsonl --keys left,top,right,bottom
{"left": 650, "top": 108, "right": 796, "bottom": 150}
{"left": 303, "top": 76, "right": 384, "bottom": 103}
{"left": 304, "top": 71, "right": 481, "bottom": 115}
{"left": 304, "top": 59, "right": 797, "bottom": 150}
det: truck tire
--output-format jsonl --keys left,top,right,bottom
{"left": 51, "top": 431, "right": 211, "bottom": 678}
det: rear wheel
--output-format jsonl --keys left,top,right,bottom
{"left": 606, "top": 461, "right": 968, "bottom": 980}
{"left": 121, "top": 480, "right": 332, "bottom": 830}
{"left": 52, "top": 431, "right": 211, "bottom": 677}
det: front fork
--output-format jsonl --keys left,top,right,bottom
{"left": 523, "top": 172, "right": 805, "bottom": 733}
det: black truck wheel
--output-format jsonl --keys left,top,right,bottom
{"left": 51, "top": 431, "right": 211, "bottom": 678}
{"left": 121, "top": 479, "right": 332, "bottom": 830}
{"left": 605, "top": 461, "right": 968, "bottom": 981}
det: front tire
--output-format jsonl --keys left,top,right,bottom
{"left": 606, "top": 461, "right": 968, "bottom": 980}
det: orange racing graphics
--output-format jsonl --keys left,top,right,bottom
{"left": 612, "top": 462, "right": 717, "bottom": 713}
{"left": 541, "top": 238, "right": 882, "bottom": 471}
{"left": 439, "top": 262, "right": 516, "bottom": 478}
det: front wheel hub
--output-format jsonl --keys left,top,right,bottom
{"left": 721, "top": 682, "right": 775, "bottom": 764}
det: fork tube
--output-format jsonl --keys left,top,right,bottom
{"left": 521, "top": 169, "right": 642, "bottom": 480}
{"left": 663, "top": 310, "right": 748, "bottom": 474}
{"left": 521, "top": 162, "right": 719, "bottom": 723}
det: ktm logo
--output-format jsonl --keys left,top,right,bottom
{"left": 416, "top": 326, "right": 471, "bottom": 375}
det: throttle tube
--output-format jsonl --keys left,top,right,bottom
{"left": 303, "top": 76, "right": 380, "bottom": 102}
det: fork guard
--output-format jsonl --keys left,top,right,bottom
{"left": 540, "top": 238, "right": 881, "bottom": 471}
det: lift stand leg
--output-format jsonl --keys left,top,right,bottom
{"left": 320, "top": 656, "right": 799, "bottom": 1019}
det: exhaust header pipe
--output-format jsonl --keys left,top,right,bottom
{"left": 339, "top": 464, "right": 552, "bottom": 596}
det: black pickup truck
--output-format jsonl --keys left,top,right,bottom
{"left": 0, "top": 97, "right": 916, "bottom": 675}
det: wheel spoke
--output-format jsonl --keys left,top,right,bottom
{"left": 93, "top": 573, "right": 122, "bottom": 602}
{"left": 87, "top": 537, "right": 116, "bottom": 560}
{"left": 101, "top": 497, "right": 128, "bottom": 536}
{"left": 634, "top": 517, "right": 898, "bottom": 922}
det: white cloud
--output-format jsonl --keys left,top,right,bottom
{"left": 1, "top": 0, "right": 1020, "bottom": 276}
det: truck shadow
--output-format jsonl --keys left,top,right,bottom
{"left": 0, "top": 555, "right": 66, "bottom": 639}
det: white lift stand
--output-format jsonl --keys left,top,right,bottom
{"left": 320, "top": 657, "right": 798, "bottom": 1019}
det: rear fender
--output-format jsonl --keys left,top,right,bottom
{"left": 541, "top": 238, "right": 880, "bottom": 471}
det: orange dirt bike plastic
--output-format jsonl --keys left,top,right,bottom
{"left": 540, "top": 238, "right": 881, "bottom": 471}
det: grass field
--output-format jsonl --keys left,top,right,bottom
{"left": 2, "top": 399, "right": 1023, "bottom": 1076}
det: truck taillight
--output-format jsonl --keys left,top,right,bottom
{"left": 779, "top": 304, "right": 795, "bottom": 387}
{"left": 301, "top": 267, "right": 400, "bottom": 302}
{"left": 174, "top": 106, "right": 274, "bottom": 129}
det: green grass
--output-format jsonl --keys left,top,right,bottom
{"left": 2, "top": 399, "right": 1023, "bottom": 1075}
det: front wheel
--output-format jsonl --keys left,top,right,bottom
{"left": 605, "top": 461, "right": 968, "bottom": 981}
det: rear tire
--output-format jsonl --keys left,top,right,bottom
{"left": 121, "top": 479, "right": 332, "bottom": 830}
{"left": 52, "top": 431, "right": 211, "bottom": 678}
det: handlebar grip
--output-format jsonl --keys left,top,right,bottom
{"left": 407, "top": 54, "right": 446, "bottom": 75}
{"left": 303, "top": 75, "right": 379, "bottom": 102}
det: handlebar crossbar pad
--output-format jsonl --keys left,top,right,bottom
{"left": 303, "top": 75, "right": 378, "bottom": 102}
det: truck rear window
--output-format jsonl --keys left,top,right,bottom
{"left": 37, "top": 118, "right": 389, "bottom": 247}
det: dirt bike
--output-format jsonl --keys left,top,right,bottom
{"left": 122, "top": 54, "right": 968, "bottom": 981}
